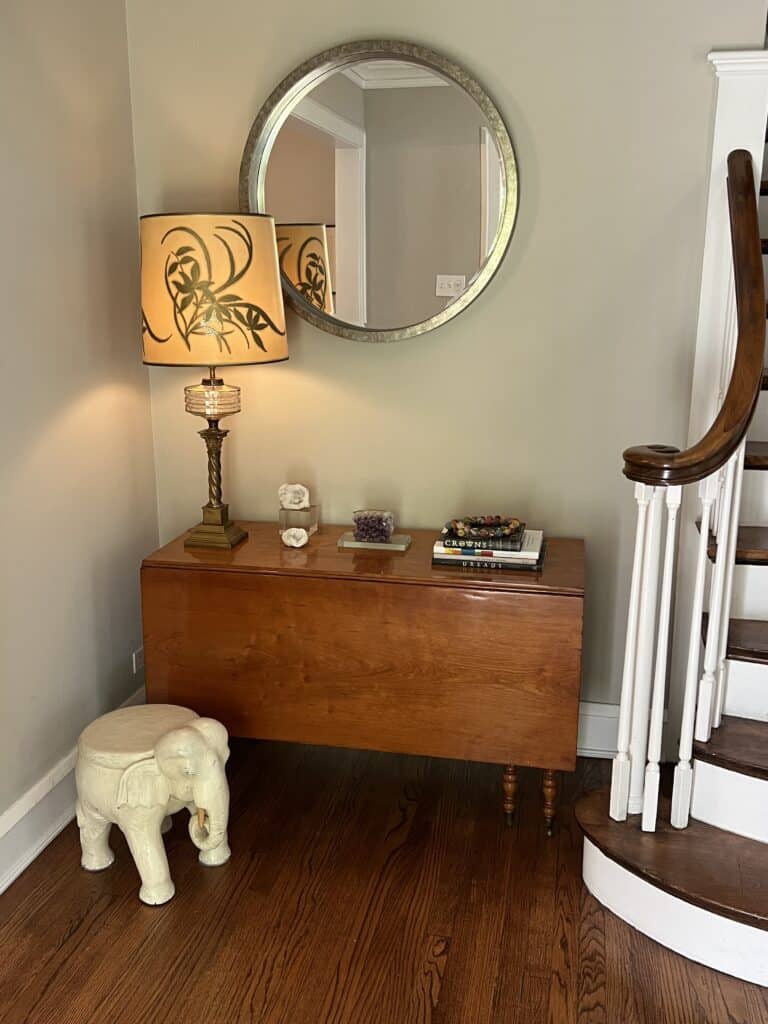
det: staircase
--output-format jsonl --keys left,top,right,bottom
{"left": 576, "top": 141, "right": 768, "bottom": 984}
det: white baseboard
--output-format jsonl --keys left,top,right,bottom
{"left": 577, "top": 701, "right": 618, "bottom": 758}
{"left": 0, "top": 685, "right": 145, "bottom": 895}
{"left": 0, "top": 690, "right": 615, "bottom": 895}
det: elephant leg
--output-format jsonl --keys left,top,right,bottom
{"left": 161, "top": 816, "right": 173, "bottom": 835}
{"left": 77, "top": 801, "right": 114, "bottom": 871}
{"left": 121, "top": 821, "right": 175, "bottom": 905}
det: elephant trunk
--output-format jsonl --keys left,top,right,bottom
{"left": 188, "top": 778, "right": 229, "bottom": 852}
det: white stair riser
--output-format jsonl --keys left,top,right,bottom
{"left": 748, "top": 390, "right": 768, "bottom": 437}
{"left": 739, "top": 470, "right": 768, "bottom": 524}
{"left": 691, "top": 759, "right": 768, "bottom": 843}
{"left": 723, "top": 658, "right": 768, "bottom": 720}
{"left": 728, "top": 565, "right": 768, "bottom": 620}
{"left": 582, "top": 839, "right": 768, "bottom": 986}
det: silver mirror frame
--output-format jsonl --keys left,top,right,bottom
{"left": 238, "top": 39, "right": 519, "bottom": 343}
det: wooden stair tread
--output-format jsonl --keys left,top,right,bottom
{"left": 576, "top": 787, "right": 768, "bottom": 930}
{"left": 697, "top": 520, "right": 768, "bottom": 565}
{"left": 694, "top": 715, "right": 768, "bottom": 780}
{"left": 745, "top": 441, "right": 768, "bottom": 469}
{"left": 703, "top": 613, "right": 768, "bottom": 664}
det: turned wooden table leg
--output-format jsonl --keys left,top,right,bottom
{"left": 542, "top": 769, "right": 558, "bottom": 837}
{"left": 502, "top": 765, "right": 518, "bottom": 827}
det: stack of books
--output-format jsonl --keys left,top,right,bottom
{"left": 432, "top": 516, "right": 545, "bottom": 571}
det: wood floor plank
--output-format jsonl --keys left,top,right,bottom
{"left": 492, "top": 769, "right": 556, "bottom": 1024}
{"left": 412, "top": 934, "right": 450, "bottom": 1022}
{"left": 1, "top": 745, "right": 767, "bottom": 1024}
{"left": 683, "top": 961, "right": 754, "bottom": 1024}
{"left": 425, "top": 760, "right": 514, "bottom": 1024}
{"left": 547, "top": 770, "right": 582, "bottom": 1024}
{"left": 744, "top": 985, "right": 768, "bottom": 1023}
{"left": 603, "top": 910, "right": 647, "bottom": 1024}
{"left": 577, "top": 889, "right": 607, "bottom": 1024}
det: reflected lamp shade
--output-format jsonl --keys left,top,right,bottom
{"left": 140, "top": 213, "right": 287, "bottom": 366}
{"left": 277, "top": 223, "right": 335, "bottom": 315}
{"left": 325, "top": 225, "right": 337, "bottom": 298}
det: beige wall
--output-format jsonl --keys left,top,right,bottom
{"left": 0, "top": 1, "right": 158, "bottom": 809}
{"left": 365, "top": 85, "right": 484, "bottom": 327}
{"left": 125, "top": 0, "right": 766, "bottom": 705}
{"left": 266, "top": 118, "right": 336, "bottom": 224}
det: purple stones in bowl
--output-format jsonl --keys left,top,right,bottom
{"left": 353, "top": 509, "right": 394, "bottom": 544}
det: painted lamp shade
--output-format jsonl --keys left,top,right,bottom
{"left": 277, "top": 223, "right": 335, "bottom": 315}
{"left": 140, "top": 213, "right": 287, "bottom": 366}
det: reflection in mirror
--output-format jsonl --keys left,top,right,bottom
{"left": 263, "top": 60, "right": 507, "bottom": 332}
{"left": 276, "top": 223, "right": 335, "bottom": 314}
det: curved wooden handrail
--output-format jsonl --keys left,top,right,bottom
{"left": 624, "top": 149, "right": 765, "bottom": 486}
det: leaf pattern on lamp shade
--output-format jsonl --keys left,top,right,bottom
{"left": 142, "top": 219, "right": 284, "bottom": 355}
{"left": 278, "top": 233, "right": 329, "bottom": 311}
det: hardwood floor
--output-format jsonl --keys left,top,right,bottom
{"left": 1, "top": 742, "right": 767, "bottom": 1024}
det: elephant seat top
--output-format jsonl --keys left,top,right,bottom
{"left": 78, "top": 705, "right": 199, "bottom": 769}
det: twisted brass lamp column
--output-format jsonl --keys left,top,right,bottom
{"left": 183, "top": 368, "right": 247, "bottom": 549}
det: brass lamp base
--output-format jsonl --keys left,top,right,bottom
{"left": 185, "top": 503, "right": 248, "bottom": 550}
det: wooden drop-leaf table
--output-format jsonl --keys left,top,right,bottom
{"left": 141, "top": 524, "right": 585, "bottom": 833}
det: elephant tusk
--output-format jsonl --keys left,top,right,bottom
{"left": 196, "top": 808, "right": 207, "bottom": 832}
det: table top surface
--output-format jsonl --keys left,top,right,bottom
{"left": 144, "top": 523, "right": 585, "bottom": 598}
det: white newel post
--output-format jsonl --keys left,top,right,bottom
{"left": 610, "top": 484, "right": 652, "bottom": 821}
{"left": 666, "top": 50, "right": 768, "bottom": 765}
{"left": 628, "top": 488, "right": 664, "bottom": 815}
{"left": 671, "top": 473, "right": 719, "bottom": 829}
{"left": 642, "top": 486, "right": 681, "bottom": 832}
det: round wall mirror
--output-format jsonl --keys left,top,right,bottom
{"left": 239, "top": 40, "right": 518, "bottom": 342}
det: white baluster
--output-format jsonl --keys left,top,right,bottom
{"left": 696, "top": 460, "right": 735, "bottom": 742}
{"left": 671, "top": 472, "right": 719, "bottom": 829}
{"left": 642, "top": 486, "right": 682, "bottom": 832}
{"left": 628, "top": 487, "right": 664, "bottom": 815}
{"left": 714, "top": 441, "right": 746, "bottom": 728}
{"left": 610, "top": 483, "right": 652, "bottom": 821}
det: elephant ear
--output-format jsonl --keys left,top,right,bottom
{"left": 116, "top": 758, "right": 170, "bottom": 809}
{"left": 190, "top": 718, "right": 230, "bottom": 765}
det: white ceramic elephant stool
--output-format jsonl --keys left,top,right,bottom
{"left": 75, "top": 704, "right": 231, "bottom": 905}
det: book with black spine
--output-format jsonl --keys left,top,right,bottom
{"left": 439, "top": 534, "right": 525, "bottom": 551}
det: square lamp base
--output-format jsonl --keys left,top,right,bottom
{"left": 185, "top": 504, "right": 248, "bottom": 550}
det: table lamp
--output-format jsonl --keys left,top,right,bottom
{"left": 276, "top": 223, "right": 334, "bottom": 314}
{"left": 141, "top": 213, "right": 287, "bottom": 549}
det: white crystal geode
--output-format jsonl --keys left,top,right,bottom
{"left": 278, "top": 483, "right": 310, "bottom": 510}
{"left": 281, "top": 527, "right": 309, "bottom": 548}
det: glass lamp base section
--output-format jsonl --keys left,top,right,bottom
{"left": 185, "top": 381, "right": 241, "bottom": 419}
{"left": 184, "top": 503, "right": 248, "bottom": 549}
